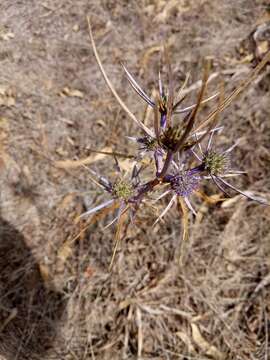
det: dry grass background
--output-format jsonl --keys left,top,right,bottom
{"left": 0, "top": 0, "right": 270, "bottom": 359}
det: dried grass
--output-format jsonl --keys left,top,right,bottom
{"left": 1, "top": 0, "right": 270, "bottom": 359}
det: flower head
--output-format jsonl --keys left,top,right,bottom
{"left": 112, "top": 178, "right": 134, "bottom": 200}
{"left": 190, "top": 128, "right": 267, "bottom": 204}
{"left": 170, "top": 171, "right": 201, "bottom": 197}
{"left": 204, "top": 151, "right": 230, "bottom": 175}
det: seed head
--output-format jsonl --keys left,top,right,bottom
{"left": 204, "top": 151, "right": 230, "bottom": 175}
{"left": 112, "top": 179, "right": 134, "bottom": 200}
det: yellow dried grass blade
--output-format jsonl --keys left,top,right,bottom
{"left": 195, "top": 190, "right": 225, "bottom": 204}
{"left": 176, "top": 72, "right": 190, "bottom": 101}
{"left": 195, "top": 50, "right": 270, "bottom": 133}
{"left": 178, "top": 197, "right": 189, "bottom": 265}
{"left": 72, "top": 201, "right": 120, "bottom": 245}
{"left": 164, "top": 44, "right": 174, "bottom": 127}
{"left": 55, "top": 146, "right": 113, "bottom": 169}
{"left": 175, "top": 58, "right": 210, "bottom": 153}
{"left": 192, "top": 78, "right": 225, "bottom": 147}
{"left": 86, "top": 149, "right": 134, "bottom": 159}
{"left": 109, "top": 205, "right": 129, "bottom": 271}
{"left": 87, "top": 16, "right": 154, "bottom": 138}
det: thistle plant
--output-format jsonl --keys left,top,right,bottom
{"left": 85, "top": 17, "right": 269, "bottom": 269}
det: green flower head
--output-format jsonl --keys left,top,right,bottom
{"left": 112, "top": 179, "right": 134, "bottom": 200}
{"left": 204, "top": 151, "right": 230, "bottom": 175}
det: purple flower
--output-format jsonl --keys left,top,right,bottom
{"left": 170, "top": 172, "right": 201, "bottom": 197}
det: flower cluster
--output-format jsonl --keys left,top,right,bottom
{"left": 81, "top": 59, "right": 267, "bottom": 224}
{"left": 84, "top": 17, "right": 269, "bottom": 251}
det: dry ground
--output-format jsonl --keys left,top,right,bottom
{"left": 0, "top": 1, "right": 270, "bottom": 359}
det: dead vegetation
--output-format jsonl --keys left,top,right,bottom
{"left": 0, "top": 0, "right": 270, "bottom": 359}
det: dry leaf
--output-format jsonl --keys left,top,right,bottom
{"left": 0, "top": 30, "right": 15, "bottom": 41}
{"left": 55, "top": 147, "right": 68, "bottom": 157}
{"left": 55, "top": 146, "right": 112, "bottom": 168}
{"left": 195, "top": 191, "right": 224, "bottom": 204}
{"left": 96, "top": 119, "right": 106, "bottom": 127}
{"left": 239, "top": 53, "right": 254, "bottom": 64}
{"left": 60, "top": 87, "right": 84, "bottom": 98}
{"left": 39, "top": 263, "right": 51, "bottom": 283}
{"left": 0, "top": 85, "right": 16, "bottom": 107}
{"left": 191, "top": 323, "right": 225, "bottom": 359}
{"left": 221, "top": 195, "right": 241, "bottom": 208}
{"left": 257, "top": 40, "right": 269, "bottom": 57}
{"left": 0, "top": 117, "right": 9, "bottom": 129}
{"left": 72, "top": 24, "right": 79, "bottom": 32}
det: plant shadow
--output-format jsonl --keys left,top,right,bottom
{"left": 0, "top": 216, "right": 65, "bottom": 360}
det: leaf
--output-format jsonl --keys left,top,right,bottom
{"left": 195, "top": 190, "right": 224, "bottom": 204}
{"left": 221, "top": 195, "right": 241, "bottom": 208}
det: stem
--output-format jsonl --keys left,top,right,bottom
{"left": 130, "top": 150, "right": 175, "bottom": 204}
{"left": 157, "top": 150, "right": 173, "bottom": 178}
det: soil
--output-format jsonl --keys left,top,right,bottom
{"left": 0, "top": 1, "right": 270, "bottom": 359}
